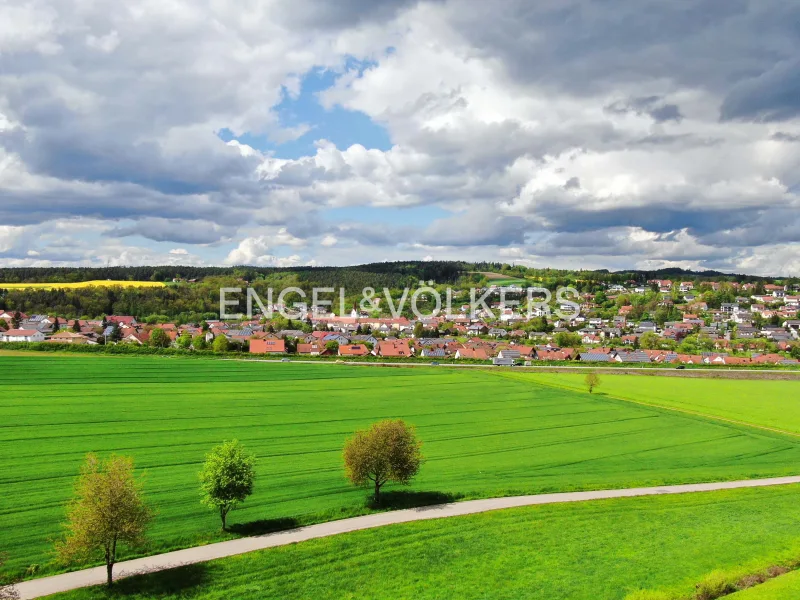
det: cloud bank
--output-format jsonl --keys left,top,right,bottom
{"left": 1, "top": 0, "right": 799, "bottom": 274}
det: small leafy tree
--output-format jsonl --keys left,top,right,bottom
{"left": 176, "top": 331, "right": 192, "bottom": 349}
{"left": 585, "top": 372, "right": 601, "bottom": 393}
{"left": 192, "top": 333, "right": 208, "bottom": 350}
{"left": 343, "top": 419, "right": 423, "bottom": 503}
{"left": 0, "top": 319, "right": 7, "bottom": 332}
{"left": 212, "top": 335, "right": 229, "bottom": 353}
{"left": 56, "top": 454, "right": 152, "bottom": 587}
{"left": 325, "top": 340, "right": 339, "bottom": 354}
{"left": 148, "top": 328, "right": 171, "bottom": 348}
{"left": 71, "top": 318, "right": 81, "bottom": 333}
{"left": 199, "top": 440, "right": 256, "bottom": 530}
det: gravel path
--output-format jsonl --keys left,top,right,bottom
{"left": 12, "top": 476, "right": 800, "bottom": 599}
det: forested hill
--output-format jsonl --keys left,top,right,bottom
{"left": 0, "top": 262, "right": 466, "bottom": 286}
{"left": 1, "top": 262, "right": 794, "bottom": 321}
{"left": 0, "top": 262, "right": 788, "bottom": 286}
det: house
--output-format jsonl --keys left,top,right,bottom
{"left": 122, "top": 331, "right": 150, "bottom": 345}
{"left": 107, "top": 316, "right": 138, "bottom": 327}
{"left": 497, "top": 349, "right": 521, "bottom": 360}
{"left": 420, "top": 347, "right": 446, "bottom": 358}
{"left": 376, "top": 340, "right": 413, "bottom": 357}
{"left": 278, "top": 329, "right": 306, "bottom": 339}
{"left": 614, "top": 351, "right": 651, "bottom": 363}
{"left": 721, "top": 303, "right": 740, "bottom": 315}
{"left": 48, "top": 331, "right": 91, "bottom": 344}
{"left": 535, "top": 349, "right": 574, "bottom": 361}
{"left": 349, "top": 335, "right": 379, "bottom": 346}
{"left": 296, "top": 343, "right": 327, "bottom": 356}
{"left": 636, "top": 321, "right": 658, "bottom": 333}
{"left": 250, "top": 339, "right": 286, "bottom": 354}
{"left": 579, "top": 352, "right": 614, "bottom": 362}
{"left": 339, "top": 344, "right": 371, "bottom": 357}
{"left": 455, "top": 347, "right": 489, "bottom": 360}
{"left": 0, "top": 329, "right": 46, "bottom": 343}
{"left": 0, "top": 311, "right": 27, "bottom": 325}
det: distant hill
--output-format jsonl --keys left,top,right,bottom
{"left": 0, "top": 261, "right": 792, "bottom": 286}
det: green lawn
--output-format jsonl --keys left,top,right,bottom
{"left": 49, "top": 485, "right": 800, "bottom": 600}
{"left": 507, "top": 372, "right": 800, "bottom": 435}
{"left": 729, "top": 569, "right": 800, "bottom": 598}
{"left": 3, "top": 356, "right": 800, "bottom": 578}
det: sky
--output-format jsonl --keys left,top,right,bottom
{"left": 1, "top": 0, "right": 800, "bottom": 275}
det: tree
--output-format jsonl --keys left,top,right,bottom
{"left": 791, "top": 345, "right": 800, "bottom": 360}
{"left": 148, "top": 328, "right": 171, "bottom": 348}
{"left": 639, "top": 332, "right": 662, "bottom": 350}
{"left": 176, "top": 330, "right": 192, "bottom": 349}
{"left": 413, "top": 322, "right": 425, "bottom": 338}
{"left": 585, "top": 372, "right": 601, "bottom": 393}
{"left": 56, "top": 454, "right": 152, "bottom": 588}
{"left": 555, "top": 331, "right": 582, "bottom": 348}
{"left": 325, "top": 340, "right": 339, "bottom": 354}
{"left": 11, "top": 312, "right": 21, "bottom": 329}
{"left": 71, "top": 319, "right": 81, "bottom": 333}
{"left": 192, "top": 333, "right": 208, "bottom": 350}
{"left": 0, "top": 319, "right": 7, "bottom": 332}
{"left": 212, "top": 335, "right": 229, "bottom": 353}
{"left": 199, "top": 440, "right": 256, "bottom": 530}
{"left": 343, "top": 419, "right": 423, "bottom": 503}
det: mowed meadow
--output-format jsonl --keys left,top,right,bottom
{"left": 508, "top": 372, "right": 800, "bottom": 435}
{"left": 2, "top": 355, "right": 800, "bottom": 577}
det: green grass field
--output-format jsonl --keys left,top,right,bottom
{"left": 49, "top": 484, "right": 800, "bottom": 600}
{"left": 507, "top": 372, "right": 800, "bottom": 435}
{"left": 3, "top": 356, "right": 800, "bottom": 581}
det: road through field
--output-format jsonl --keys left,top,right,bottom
{"left": 12, "top": 476, "right": 800, "bottom": 600}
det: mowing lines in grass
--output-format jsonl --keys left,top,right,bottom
{"left": 2, "top": 355, "right": 800, "bottom": 577}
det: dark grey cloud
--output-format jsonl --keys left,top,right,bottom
{"left": 105, "top": 219, "right": 237, "bottom": 244}
{"left": 721, "top": 60, "right": 800, "bottom": 122}
{"left": 449, "top": 0, "right": 798, "bottom": 94}
{"left": 273, "top": 0, "right": 428, "bottom": 29}
{"left": 772, "top": 132, "right": 800, "bottom": 143}
{"left": 605, "top": 96, "right": 683, "bottom": 123}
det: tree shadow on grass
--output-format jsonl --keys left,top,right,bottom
{"left": 227, "top": 517, "right": 300, "bottom": 537}
{"left": 107, "top": 563, "right": 209, "bottom": 597}
{"left": 367, "top": 490, "right": 463, "bottom": 511}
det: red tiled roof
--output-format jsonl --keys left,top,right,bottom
{"left": 250, "top": 339, "right": 286, "bottom": 354}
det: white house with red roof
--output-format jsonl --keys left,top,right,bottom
{"left": 0, "top": 329, "right": 45, "bottom": 342}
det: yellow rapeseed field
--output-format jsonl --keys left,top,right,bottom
{"left": 0, "top": 280, "right": 166, "bottom": 290}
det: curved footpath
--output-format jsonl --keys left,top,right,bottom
{"left": 12, "top": 476, "right": 800, "bottom": 599}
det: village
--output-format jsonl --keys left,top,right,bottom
{"left": 2, "top": 278, "right": 799, "bottom": 367}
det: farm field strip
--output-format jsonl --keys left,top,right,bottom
{"left": 507, "top": 372, "right": 800, "bottom": 435}
{"left": 2, "top": 355, "right": 800, "bottom": 578}
{"left": 42, "top": 484, "right": 800, "bottom": 600}
{"left": 0, "top": 280, "right": 166, "bottom": 289}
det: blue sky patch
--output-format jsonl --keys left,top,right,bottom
{"left": 218, "top": 64, "right": 392, "bottom": 159}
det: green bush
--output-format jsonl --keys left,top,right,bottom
{"left": 694, "top": 570, "right": 738, "bottom": 599}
